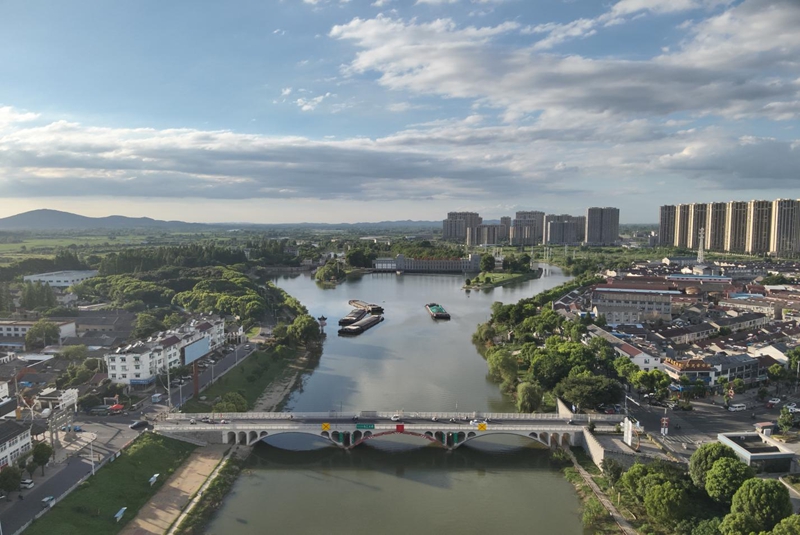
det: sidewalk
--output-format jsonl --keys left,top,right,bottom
{"left": 52, "top": 431, "right": 98, "bottom": 464}
{"left": 119, "top": 445, "right": 228, "bottom": 535}
{"left": 565, "top": 448, "right": 639, "bottom": 535}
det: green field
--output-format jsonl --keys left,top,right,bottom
{"left": 25, "top": 433, "right": 196, "bottom": 535}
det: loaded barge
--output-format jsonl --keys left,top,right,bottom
{"left": 338, "top": 308, "right": 367, "bottom": 326}
{"left": 425, "top": 303, "right": 450, "bottom": 320}
{"left": 349, "top": 300, "right": 384, "bottom": 315}
{"left": 338, "top": 314, "right": 384, "bottom": 336}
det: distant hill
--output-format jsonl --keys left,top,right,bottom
{"left": 0, "top": 209, "right": 206, "bottom": 231}
{"left": 0, "top": 209, "right": 441, "bottom": 232}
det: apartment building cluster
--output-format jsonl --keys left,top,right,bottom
{"left": 103, "top": 316, "right": 226, "bottom": 388}
{"left": 659, "top": 199, "right": 800, "bottom": 255}
{"left": 442, "top": 207, "right": 619, "bottom": 247}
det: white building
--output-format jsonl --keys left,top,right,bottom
{"left": 104, "top": 316, "right": 225, "bottom": 388}
{"left": 0, "top": 420, "right": 32, "bottom": 470}
{"left": 23, "top": 270, "right": 98, "bottom": 289}
{"left": 0, "top": 320, "right": 77, "bottom": 350}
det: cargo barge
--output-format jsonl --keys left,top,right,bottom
{"left": 349, "top": 300, "right": 384, "bottom": 315}
{"left": 338, "top": 308, "right": 368, "bottom": 326}
{"left": 338, "top": 314, "right": 384, "bottom": 336}
{"left": 425, "top": 303, "right": 451, "bottom": 320}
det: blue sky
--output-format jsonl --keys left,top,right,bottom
{"left": 1, "top": 0, "right": 799, "bottom": 223}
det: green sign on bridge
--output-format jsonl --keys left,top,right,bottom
{"left": 356, "top": 423, "right": 375, "bottom": 430}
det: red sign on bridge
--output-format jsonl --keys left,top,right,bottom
{"left": 396, "top": 424, "right": 405, "bottom": 433}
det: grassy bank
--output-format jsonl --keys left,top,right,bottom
{"left": 174, "top": 453, "right": 245, "bottom": 535}
{"left": 181, "top": 347, "right": 298, "bottom": 412}
{"left": 26, "top": 433, "right": 196, "bottom": 535}
{"left": 464, "top": 269, "right": 541, "bottom": 289}
{"left": 561, "top": 448, "right": 620, "bottom": 534}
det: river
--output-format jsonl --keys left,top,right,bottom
{"left": 206, "top": 268, "right": 585, "bottom": 535}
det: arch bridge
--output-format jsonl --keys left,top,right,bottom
{"left": 155, "top": 410, "right": 622, "bottom": 451}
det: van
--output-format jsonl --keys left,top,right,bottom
{"left": 728, "top": 403, "right": 747, "bottom": 412}
{"left": 20, "top": 479, "right": 34, "bottom": 489}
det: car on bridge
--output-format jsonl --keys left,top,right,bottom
{"left": 469, "top": 419, "right": 487, "bottom": 426}
{"left": 390, "top": 415, "right": 402, "bottom": 422}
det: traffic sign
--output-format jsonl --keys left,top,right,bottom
{"left": 477, "top": 423, "right": 487, "bottom": 431}
{"left": 660, "top": 417, "right": 669, "bottom": 427}
{"left": 321, "top": 423, "right": 330, "bottom": 431}
{"left": 356, "top": 423, "right": 374, "bottom": 430}
{"left": 396, "top": 424, "right": 405, "bottom": 432}
{"left": 728, "top": 389, "right": 735, "bottom": 398}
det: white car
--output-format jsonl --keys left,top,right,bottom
{"left": 20, "top": 479, "right": 34, "bottom": 489}
{"left": 769, "top": 398, "right": 781, "bottom": 405}
{"left": 791, "top": 408, "right": 800, "bottom": 414}
{"left": 786, "top": 403, "right": 797, "bottom": 411}
{"left": 390, "top": 415, "right": 401, "bottom": 422}
{"left": 42, "top": 496, "right": 54, "bottom": 508}
{"left": 469, "top": 419, "right": 487, "bottom": 426}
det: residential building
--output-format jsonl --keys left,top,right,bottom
{"left": 708, "top": 313, "right": 769, "bottom": 333}
{"left": 500, "top": 216, "right": 511, "bottom": 241}
{"left": 663, "top": 353, "right": 759, "bottom": 386}
{"left": 510, "top": 211, "right": 545, "bottom": 246}
{"left": 687, "top": 203, "right": 708, "bottom": 250}
{"left": 659, "top": 205, "right": 676, "bottom": 247}
{"left": 104, "top": 316, "right": 225, "bottom": 388}
{"left": 585, "top": 207, "right": 620, "bottom": 246}
{"left": 544, "top": 214, "right": 585, "bottom": 245}
{"left": 586, "top": 325, "right": 663, "bottom": 372}
{"left": 705, "top": 202, "right": 727, "bottom": 252}
{"left": 0, "top": 420, "right": 32, "bottom": 469}
{"left": 675, "top": 204, "right": 691, "bottom": 248}
{"left": 655, "top": 323, "right": 719, "bottom": 345}
{"left": 725, "top": 201, "right": 748, "bottom": 253}
{"left": 467, "top": 224, "right": 505, "bottom": 246}
{"left": 590, "top": 288, "right": 677, "bottom": 323}
{"left": 23, "top": 270, "right": 98, "bottom": 289}
{"left": 746, "top": 200, "right": 773, "bottom": 254}
{"left": 770, "top": 199, "right": 800, "bottom": 255}
{"left": 0, "top": 320, "right": 77, "bottom": 351}
{"left": 442, "top": 212, "right": 482, "bottom": 243}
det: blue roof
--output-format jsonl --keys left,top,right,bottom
{"left": 595, "top": 288, "right": 682, "bottom": 295}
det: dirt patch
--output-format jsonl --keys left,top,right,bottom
{"left": 251, "top": 348, "right": 315, "bottom": 411}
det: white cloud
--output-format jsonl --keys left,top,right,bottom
{"left": 294, "top": 92, "right": 332, "bottom": 111}
{"left": 281, "top": 87, "right": 293, "bottom": 96}
{"left": 0, "top": 106, "right": 40, "bottom": 128}
{"left": 372, "top": 0, "right": 392, "bottom": 6}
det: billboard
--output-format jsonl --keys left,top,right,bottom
{"left": 182, "top": 338, "right": 210, "bottom": 366}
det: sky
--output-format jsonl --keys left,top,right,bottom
{"left": 0, "top": 0, "right": 799, "bottom": 224}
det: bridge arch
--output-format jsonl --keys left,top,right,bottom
{"left": 455, "top": 431, "right": 553, "bottom": 450}
{"left": 227, "top": 431, "right": 236, "bottom": 445}
{"left": 349, "top": 430, "right": 443, "bottom": 449}
{"left": 260, "top": 431, "right": 268, "bottom": 438}
{"left": 238, "top": 431, "right": 247, "bottom": 445}
{"left": 248, "top": 431, "right": 259, "bottom": 444}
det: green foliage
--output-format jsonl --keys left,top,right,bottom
{"left": 19, "top": 281, "right": 57, "bottom": 310}
{"left": 600, "top": 459, "right": 624, "bottom": 487}
{"left": 720, "top": 512, "right": 761, "bottom": 535}
{"left": 60, "top": 344, "right": 88, "bottom": 360}
{"left": 486, "top": 348, "right": 518, "bottom": 384}
{"left": 705, "top": 457, "right": 755, "bottom": 505}
{"left": 25, "top": 319, "right": 60, "bottom": 350}
{"left": 345, "top": 248, "right": 375, "bottom": 268}
{"left": 97, "top": 245, "right": 246, "bottom": 275}
{"left": 286, "top": 314, "right": 322, "bottom": 345}
{"left": 132, "top": 313, "right": 166, "bottom": 339}
{"left": 689, "top": 442, "right": 738, "bottom": 489}
{"left": 770, "top": 515, "right": 800, "bottom": 535}
{"left": 515, "top": 382, "right": 543, "bottom": 413}
{"left": 553, "top": 374, "right": 623, "bottom": 411}
{"left": 779, "top": 406, "right": 794, "bottom": 435}
{"left": 0, "top": 465, "right": 22, "bottom": 495}
{"left": 25, "top": 459, "right": 38, "bottom": 479}
{"left": 480, "top": 254, "right": 496, "bottom": 272}
{"left": 732, "top": 378, "right": 746, "bottom": 394}
{"left": 582, "top": 497, "right": 606, "bottom": 528}
{"left": 692, "top": 517, "right": 722, "bottom": 535}
{"left": 315, "top": 261, "right": 345, "bottom": 282}
{"left": 729, "top": 479, "right": 792, "bottom": 533}
{"left": 644, "top": 480, "right": 691, "bottom": 527}
{"left": 0, "top": 250, "right": 87, "bottom": 283}
{"left": 32, "top": 442, "right": 54, "bottom": 475}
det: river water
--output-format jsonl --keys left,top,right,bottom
{"left": 206, "top": 268, "right": 585, "bottom": 535}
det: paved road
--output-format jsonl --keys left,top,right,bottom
{"left": 0, "top": 344, "right": 253, "bottom": 534}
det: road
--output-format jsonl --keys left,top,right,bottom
{"left": 0, "top": 343, "right": 254, "bottom": 535}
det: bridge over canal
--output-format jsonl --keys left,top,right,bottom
{"left": 155, "top": 411, "right": 624, "bottom": 450}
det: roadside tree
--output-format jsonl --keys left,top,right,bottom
{"left": 643, "top": 481, "right": 690, "bottom": 526}
{"left": 778, "top": 406, "right": 794, "bottom": 435}
{"left": 771, "top": 515, "right": 800, "bottom": 535}
{"left": 480, "top": 255, "right": 495, "bottom": 273}
{"left": 705, "top": 457, "right": 755, "bottom": 504}
{"left": 0, "top": 466, "right": 22, "bottom": 498}
{"left": 729, "top": 479, "right": 792, "bottom": 533}
{"left": 516, "top": 382, "right": 543, "bottom": 413}
{"left": 24, "top": 319, "right": 60, "bottom": 350}
{"left": 689, "top": 442, "right": 737, "bottom": 488}
{"left": 32, "top": 441, "right": 54, "bottom": 475}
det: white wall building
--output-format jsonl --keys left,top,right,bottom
{"left": 104, "top": 316, "right": 225, "bottom": 388}
{"left": 0, "top": 320, "right": 77, "bottom": 350}
{"left": 0, "top": 421, "right": 32, "bottom": 470}
{"left": 23, "top": 270, "right": 98, "bottom": 289}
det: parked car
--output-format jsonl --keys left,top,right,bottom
{"left": 20, "top": 479, "right": 34, "bottom": 490}
{"left": 786, "top": 402, "right": 797, "bottom": 411}
{"left": 244, "top": 345, "right": 252, "bottom": 350}
{"left": 769, "top": 398, "right": 781, "bottom": 405}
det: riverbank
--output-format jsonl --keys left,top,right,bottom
{"left": 252, "top": 345, "right": 320, "bottom": 411}
{"left": 463, "top": 268, "right": 542, "bottom": 290}
{"left": 25, "top": 433, "right": 196, "bottom": 535}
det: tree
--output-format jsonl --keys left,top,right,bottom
{"left": 60, "top": 345, "right": 88, "bottom": 360}
{"left": 516, "top": 382, "right": 543, "bottom": 413}
{"left": 705, "top": 457, "right": 755, "bottom": 504}
{"left": 771, "top": 515, "right": 800, "bottom": 535}
{"left": 553, "top": 375, "right": 623, "bottom": 412}
{"left": 720, "top": 512, "right": 761, "bottom": 535}
{"left": 32, "top": 441, "right": 54, "bottom": 475}
{"left": 487, "top": 349, "right": 518, "bottom": 384}
{"left": 286, "top": 314, "right": 321, "bottom": 345}
{"left": 689, "top": 442, "right": 738, "bottom": 488}
{"left": 779, "top": 406, "right": 794, "bottom": 435}
{"left": 25, "top": 459, "right": 38, "bottom": 479}
{"left": 729, "top": 479, "right": 793, "bottom": 533}
{"left": 132, "top": 313, "right": 166, "bottom": 339}
{"left": 480, "top": 255, "right": 495, "bottom": 273}
{"left": 644, "top": 481, "right": 690, "bottom": 526}
{"left": 769, "top": 364, "right": 788, "bottom": 394}
{"left": 25, "top": 319, "right": 60, "bottom": 350}
{"left": 600, "top": 459, "right": 624, "bottom": 487}
{"left": 692, "top": 517, "right": 722, "bottom": 535}
{"left": 0, "top": 466, "right": 21, "bottom": 498}
{"left": 732, "top": 378, "right": 746, "bottom": 394}
{"left": 582, "top": 497, "right": 606, "bottom": 528}
{"left": 220, "top": 392, "right": 247, "bottom": 412}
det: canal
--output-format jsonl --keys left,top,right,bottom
{"left": 205, "top": 268, "right": 585, "bottom": 534}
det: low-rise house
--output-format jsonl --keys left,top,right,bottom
{"left": 664, "top": 353, "right": 759, "bottom": 386}
{"left": 0, "top": 420, "right": 32, "bottom": 469}
{"left": 709, "top": 313, "right": 769, "bottom": 333}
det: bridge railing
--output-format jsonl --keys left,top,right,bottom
{"left": 165, "top": 411, "right": 624, "bottom": 422}
{"left": 155, "top": 423, "right": 612, "bottom": 433}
